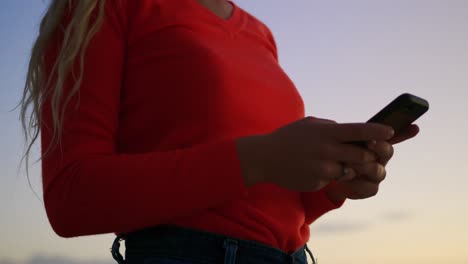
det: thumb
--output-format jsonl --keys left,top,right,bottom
{"left": 306, "top": 116, "right": 337, "bottom": 124}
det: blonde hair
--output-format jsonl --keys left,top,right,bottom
{"left": 14, "top": 0, "right": 106, "bottom": 200}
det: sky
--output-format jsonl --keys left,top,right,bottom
{"left": 1, "top": 0, "right": 467, "bottom": 263}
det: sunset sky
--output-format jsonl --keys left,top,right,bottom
{"left": 1, "top": 1, "right": 467, "bottom": 263}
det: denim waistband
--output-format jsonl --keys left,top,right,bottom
{"left": 111, "top": 224, "right": 316, "bottom": 264}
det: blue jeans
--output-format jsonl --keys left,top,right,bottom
{"left": 111, "top": 224, "right": 316, "bottom": 264}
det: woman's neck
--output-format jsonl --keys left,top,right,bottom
{"left": 195, "top": 0, "right": 233, "bottom": 20}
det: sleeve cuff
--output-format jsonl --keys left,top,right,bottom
{"left": 301, "top": 181, "right": 347, "bottom": 225}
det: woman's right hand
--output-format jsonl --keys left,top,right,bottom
{"left": 237, "top": 116, "right": 395, "bottom": 192}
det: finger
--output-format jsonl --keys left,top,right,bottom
{"left": 311, "top": 117, "right": 337, "bottom": 124}
{"left": 388, "top": 124, "right": 420, "bottom": 145}
{"left": 322, "top": 143, "right": 378, "bottom": 164}
{"left": 348, "top": 162, "right": 386, "bottom": 183}
{"left": 326, "top": 123, "right": 395, "bottom": 143}
{"left": 343, "top": 178, "right": 380, "bottom": 199}
{"left": 311, "top": 160, "right": 355, "bottom": 182}
{"left": 367, "top": 141, "right": 394, "bottom": 166}
{"left": 337, "top": 166, "right": 357, "bottom": 182}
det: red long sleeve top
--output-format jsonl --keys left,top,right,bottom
{"left": 40, "top": 0, "right": 345, "bottom": 254}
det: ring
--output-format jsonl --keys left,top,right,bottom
{"left": 337, "top": 164, "right": 349, "bottom": 180}
{"left": 343, "top": 166, "right": 349, "bottom": 177}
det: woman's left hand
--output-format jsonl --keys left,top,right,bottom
{"left": 326, "top": 124, "right": 420, "bottom": 201}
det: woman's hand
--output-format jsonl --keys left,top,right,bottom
{"left": 324, "top": 123, "right": 420, "bottom": 202}
{"left": 237, "top": 116, "right": 394, "bottom": 192}
{"left": 329, "top": 140, "right": 392, "bottom": 201}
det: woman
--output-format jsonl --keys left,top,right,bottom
{"left": 18, "top": 0, "right": 419, "bottom": 263}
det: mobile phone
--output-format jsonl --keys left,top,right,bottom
{"left": 351, "top": 93, "right": 429, "bottom": 147}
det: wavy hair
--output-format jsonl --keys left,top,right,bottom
{"left": 13, "top": 0, "right": 106, "bottom": 200}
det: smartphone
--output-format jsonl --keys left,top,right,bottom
{"left": 351, "top": 93, "right": 429, "bottom": 147}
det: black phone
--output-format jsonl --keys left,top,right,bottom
{"left": 351, "top": 93, "right": 429, "bottom": 147}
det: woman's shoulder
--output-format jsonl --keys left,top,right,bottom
{"left": 239, "top": 6, "right": 276, "bottom": 39}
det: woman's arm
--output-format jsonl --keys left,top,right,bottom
{"left": 41, "top": 1, "right": 250, "bottom": 238}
